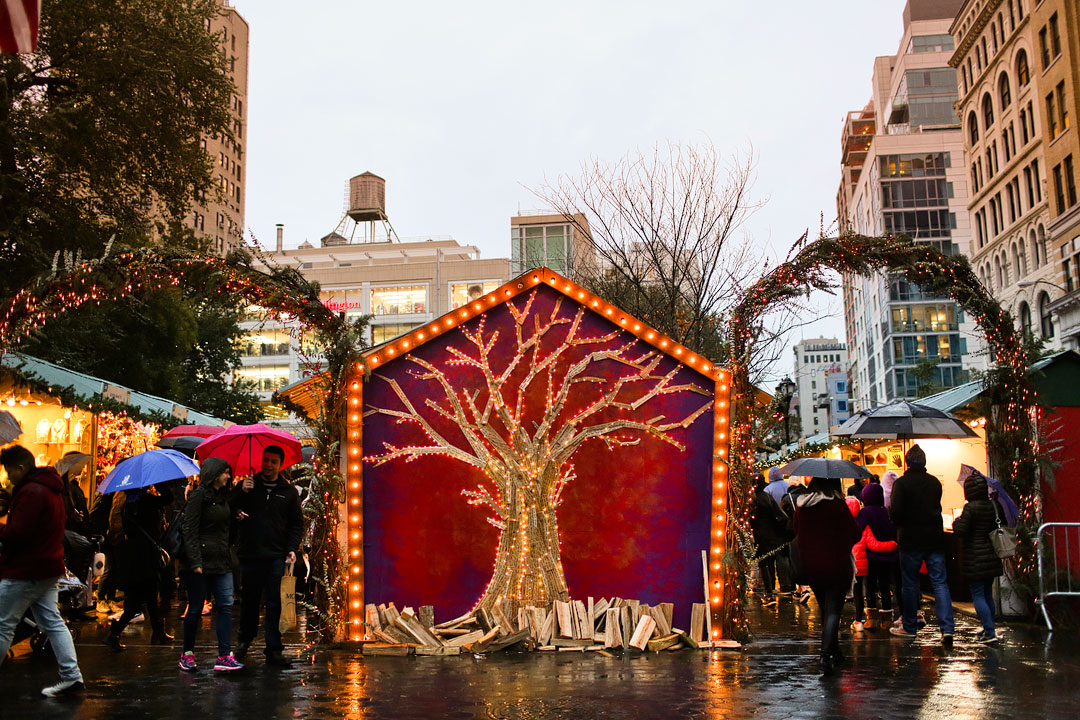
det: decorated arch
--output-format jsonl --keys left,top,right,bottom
{"left": 0, "top": 246, "right": 362, "bottom": 641}
{"left": 722, "top": 233, "right": 1038, "bottom": 639}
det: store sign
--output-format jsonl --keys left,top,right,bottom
{"left": 324, "top": 300, "right": 364, "bottom": 311}
{"left": 171, "top": 405, "right": 189, "bottom": 421}
{"left": 102, "top": 384, "right": 131, "bottom": 404}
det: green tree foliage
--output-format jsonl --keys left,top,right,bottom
{"left": 0, "top": 0, "right": 260, "bottom": 422}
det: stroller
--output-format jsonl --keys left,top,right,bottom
{"left": 5, "top": 572, "right": 86, "bottom": 659}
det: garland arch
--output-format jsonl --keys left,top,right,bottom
{"left": 0, "top": 247, "right": 361, "bottom": 641}
{"left": 723, "top": 233, "right": 1038, "bottom": 640}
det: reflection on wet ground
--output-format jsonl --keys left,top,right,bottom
{"left": 2, "top": 597, "right": 1077, "bottom": 719}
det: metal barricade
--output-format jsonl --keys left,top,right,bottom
{"left": 1036, "top": 522, "right": 1080, "bottom": 632}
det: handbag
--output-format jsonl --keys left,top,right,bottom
{"left": 988, "top": 502, "right": 1017, "bottom": 559}
{"left": 135, "top": 523, "right": 172, "bottom": 570}
{"left": 279, "top": 562, "right": 297, "bottom": 634}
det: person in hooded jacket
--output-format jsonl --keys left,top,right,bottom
{"left": 0, "top": 445, "right": 84, "bottom": 697}
{"left": 750, "top": 479, "right": 788, "bottom": 605}
{"left": 951, "top": 473, "right": 1004, "bottom": 644}
{"left": 793, "top": 477, "right": 860, "bottom": 675}
{"left": 889, "top": 444, "right": 954, "bottom": 643}
{"left": 857, "top": 482, "right": 900, "bottom": 628}
{"left": 845, "top": 494, "right": 868, "bottom": 631}
{"left": 177, "top": 457, "right": 244, "bottom": 672}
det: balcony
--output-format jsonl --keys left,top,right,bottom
{"left": 841, "top": 110, "right": 876, "bottom": 167}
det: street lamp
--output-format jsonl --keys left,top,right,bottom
{"left": 774, "top": 377, "right": 797, "bottom": 447}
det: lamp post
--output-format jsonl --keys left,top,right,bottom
{"left": 774, "top": 377, "right": 797, "bottom": 447}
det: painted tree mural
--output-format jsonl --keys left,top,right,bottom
{"left": 365, "top": 290, "right": 712, "bottom": 613}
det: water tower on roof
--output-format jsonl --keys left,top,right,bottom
{"left": 323, "top": 171, "right": 400, "bottom": 246}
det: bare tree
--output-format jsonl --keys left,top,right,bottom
{"left": 365, "top": 292, "right": 712, "bottom": 613}
{"left": 534, "top": 142, "right": 765, "bottom": 367}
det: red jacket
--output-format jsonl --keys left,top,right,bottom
{"left": 0, "top": 466, "right": 67, "bottom": 580}
{"left": 847, "top": 498, "right": 867, "bottom": 576}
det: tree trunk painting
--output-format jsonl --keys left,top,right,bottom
{"left": 365, "top": 290, "right": 711, "bottom": 614}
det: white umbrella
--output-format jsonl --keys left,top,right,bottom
{"left": 0, "top": 410, "right": 22, "bottom": 444}
{"left": 57, "top": 452, "right": 92, "bottom": 478}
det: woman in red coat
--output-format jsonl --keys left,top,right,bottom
{"left": 794, "top": 477, "right": 860, "bottom": 675}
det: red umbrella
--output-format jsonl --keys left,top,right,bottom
{"left": 162, "top": 425, "right": 227, "bottom": 439}
{"left": 195, "top": 423, "right": 303, "bottom": 476}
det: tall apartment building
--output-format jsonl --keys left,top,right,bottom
{"left": 189, "top": 0, "right": 248, "bottom": 255}
{"left": 1030, "top": 0, "right": 1080, "bottom": 350}
{"left": 792, "top": 339, "right": 851, "bottom": 438}
{"left": 949, "top": 0, "right": 1061, "bottom": 348}
{"left": 837, "top": 0, "right": 984, "bottom": 411}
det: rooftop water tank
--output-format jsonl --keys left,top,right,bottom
{"left": 347, "top": 172, "right": 386, "bottom": 222}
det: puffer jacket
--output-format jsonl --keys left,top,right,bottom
{"left": 846, "top": 497, "right": 867, "bottom": 576}
{"left": 0, "top": 467, "right": 66, "bottom": 580}
{"left": 181, "top": 457, "right": 234, "bottom": 575}
{"left": 857, "top": 483, "right": 899, "bottom": 563}
{"left": 889, "top": 467, "right": 945, "bottom": 551}
{"left": 951, "top": 475, "right": 1004, "bottom": 580}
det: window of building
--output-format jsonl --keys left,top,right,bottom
{"left": 1050, "top": 13, "right": 1061, "bottom": 58}
{"left": 1056, "top": 81, "right": 1069, "bottom": 133}
{"left": 881, "top": 178, "right": 949, "bottom": 208}
{"left": 320, "top": 288, "right": 366, "bottom": 316}
{"left": 1019, "top": 301, "right": 1032, "bottom": 335}
{"left": 1066, "top": 155, "right": 1078, "bottom": 208}
{"left": 1039, "top": 291, "right": 1055, "bottom": 337}
{"left": 1016, "top": 50, "right": 1030, "bottom": 87}
{"left": 370, "top": 285, "right": 426, "bottom": 315}
{"left": 235, "top": 365, "right": 290, "bottom": 393}
{"left": 968, "top": 112, "right": 980, "bottom": 145}
{"left": 449, "top": 280, "right": 502, "bottom": 310}
{"left": 371, "top": 323, "right": 420, "bottom": 345}
{"left": 511, "top": 224, "right": 572, "bottom": 275}
{"left": 239, "top": 328, "right": 291, "bottom": 358}
{"left": 1054, "top": 163, "right": 1067, "bottom": 214}
{"left": 999, "top": 73, "right": 1011, "bottom": 109}
{"left": 901, "top": 69, "right": 959, "bottom": 126}
{"left": 909, "top": 34, "right": 955, "bottom": 53}
{"left": 1039, "top": 26, "right": 1051, "bottom": 69}
{"left": 983, "top": 93, "right": 995, "bottom": 129}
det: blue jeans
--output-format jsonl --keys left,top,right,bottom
{"left": 0, "top": 577, "right": 83, "bottom": 683}
{"left": 969, "top": 577, "right": 996, "bottom": 637}
{"left": 899, "top": 550, "right": 954, "bottom": 634}
{"left": 183, "top": 572, "right": 234, "bottom": 656}
{"left": 239, "top": 557, "right": 286, "bottom": 655}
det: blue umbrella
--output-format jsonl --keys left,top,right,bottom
{"left": 97, "top": 449, "right": 200, "bottom": 494}
{"left": 956, "top": 464, "right": 1019, "bottom": 528}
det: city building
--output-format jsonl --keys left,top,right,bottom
{"left": 837, "top": 0, "right": 985, "bottom": 411}
{"left": 239, "top": 174, "right": 510, "bottom": 420}
{"left": 791, "top": 339, "right": 851, "bottom": 438}
{"left": 510, "top": 212, "right": 594, "bottom": 277}
{"left": 188, "top": 0, "right": 248, "bottom": 255}
{"left": 949, "top": 0, "right": 1061, "bottom": 349}
{"left": 1030, "top": 0, "right": 1080, "bottom": 350}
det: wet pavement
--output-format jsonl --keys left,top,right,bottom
{"left": 2, "top": 596, "right": 1078, "bottom": 719}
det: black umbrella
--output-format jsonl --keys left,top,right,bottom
{"left": 155, "top": 435, "right": 203, "bottom": 457}
{"left": 832, "top": 400, "right": 977, "bottom": 441}
{"left": 779, "top": 457, "right": 874, "bottom": 480}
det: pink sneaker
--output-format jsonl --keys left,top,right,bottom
{"left": 178, "top": 652, "right": 197, "bottom": 672}
{"left": 213, "top": 654, "right": 244, "bottom": 672}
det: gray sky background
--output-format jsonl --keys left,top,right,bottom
{"left": 239, "top": 0, "right": 914, "bottom": 382}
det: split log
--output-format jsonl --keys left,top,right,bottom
{"left": 626, "top": 600, "right": 640, "bottom": 623}
{"left": 434, "top": 612, "right": 475, "bottom": 630}
{"left": 377, "top": 603, "right": 389, "bottom": 628}
{"left": 365, "top": 604, "right": 381, "bottom": 632}
{"left": 573, "top": 601, "right": 589, "bottom": 640}
{"left": 364, "top": 625, "right": 400, "bottom": 645}
{"left": 629, "top": 616, "right": 657, "bottom": 651}
{"left": 463, "top": 627, "right": 500, "bottom": 653}
{"left": 538, "top": 646, "right": 557, "bottom": 651}
{"left": 418, "top": 605, "right": 435, "bottom": 630}
{"left": 592, "top": 598, "right": 610, "bottom": 621}
{"left": 658, "top": 603, "right": 674, "bottom": 631}
{"left": 649, "top": 606, "right": 671, "bottom": 637}
{"left": 646, "top": 633, "right": 680, "bottom": 652}
{"left": 395, "top": 610, "right": 444, "bottom": 647}
{"left": 596, "top": 649, "right": 616, "bottom": 658}
{"left": 433, "top": 627, "right": 473, "bottom": 637}
{"left": 491, "top": 603, "right": 515, "bottom": 638}
{"left": 363, "top": 643, "right": 411, "bottom": 656}
{"left": 485, "top": 628, "right": 532, "bottom": 653}
{"left": 415, "top": 645, "right": 461, "bottom": 656}
{"left": 555, "top": 601, "right": 574, "bottom": 638}
{"left": 619, "top": 606, "right": 632, "bottom": 650}
{"left": 587, "top": 597, "right": 594, "bottom": 631}
{"left": 674, "top": 628, "right": 698, "bottom": 650}
{"left": 445, "top": 630, "right": 485, "bottom": 647}
{"left": 690, "top": 603, "right": 705, "bottom": 643}
{"left": 604, "top": 608, "right": 622, "bottom": 648}
{"left": 552, "top": 637, "right": 592, "bottom": 648}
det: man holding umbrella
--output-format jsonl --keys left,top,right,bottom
{"left": 231, "top": 445, "right": 303, "bottom": 666}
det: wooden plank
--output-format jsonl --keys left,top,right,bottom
{"left": 573, "top": 601, "right": 589, "bottom": 640}
{"left": 365, "top": 604, "right": 381, "bottom": 632}
{"left": 434, "top": 627, "right": 473, "bottom": 637}
{"left": 418, "top": 605, "right": 435, "bottom": 630}
{"left": 712, "top": 639, "right": 742, "bottom": 650}
{"left": 592, "top": 598, "right": 610, "bottom": 622}
{"left": 539, "top": 608, "right": 556, "bottom": 646}
{"left": 690, "top": 603, "right": 705, "bottom": 644}
{"left": 363, "top": 643, "right": 411, "bottom": 656}
{"left": 555, "top": 601, "right": 574, "bottom": 638}
{"left": 396, "top": 611, "right": 444, "bottom": 647}
{"left": 366, "top": 626, "right": 400, "bottom": 645}
{"left": 646, "top": 633, "right": 680, "bottom": 652}
{"left": 649, "top": 606, "right": 671, "bottom": 637}
{"left": 596, "top": 649, "right": 616, "bottom": 658}
{"left": 476, "top": 608, "right": 494, "bottom": 634}
{"left": 464, "top": 627, "right": 500, "bottom": 653}
{"left": 377, "top": 603, "right": 389, "bottom": 628}
{"left": 628, "top": 616, "right": 656, "bottom": 651}
{"left": 626, "top": 600, "right": 640, "bottom": 623}
{"left": 384, "top": 604, "right": 401, "bottom": 626}
{"left": 619, "top": 606, "right": 632, "bottom": 651}
{"left": 587, "top": 597, "right": 594, "bottom": 631}
{"left": 415, "top": 645, "right": 461, "bottom": 656}
{"left": 435, "top": 612, "right": 475, "bottom": 630}
{"left": 604, "top": 608, "right": 621, "bottom": 648}
{"left": 485, "top": 628, "right": 532, "bottom": 653}
{"left": 552, "top": 637, "right": 593, "bottom": 648}
{"left": 658, "top": 603, "right": 674, "bottom": 631}
{"left": 538, "top": 645, "right": 557, "bottom": 651}
{"left": 445, "top": 630, "right": 485, "bottom": 647}
{"left": 491, "top": 603, "right": 514, "bottom": 638}
{"left": 701, "top": 550, "right": 711, "bottom": 640}
{"left": 674, "top": 629, "right": 699, "bottom": 650}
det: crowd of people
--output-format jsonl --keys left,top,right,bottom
{"left": 751, "top": 444, "right": 1007, "bottom": 675}
{"left": 0, "top": 444, "right": 305, "bottom": 697}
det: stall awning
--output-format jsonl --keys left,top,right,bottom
{"left": 1, "top": 353, "right": 225, "bottom": 426}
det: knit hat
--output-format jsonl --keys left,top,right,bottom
{"left": 905, "top": 444, "right": 926, "bottom": 469}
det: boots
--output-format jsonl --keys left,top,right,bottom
{"left": 864, "top": 608, "right": 876, "bottom": 630}
{"left": 150, "top": 622, "right": 175, "bottom": 645}
{"left": 103, "top": 621, "right": 125, "bottom": 651}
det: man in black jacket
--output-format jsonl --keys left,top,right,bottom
{"left": 231, "top": 446, "right": 302, "bottom": 666}
{"left": 888, "top": 444, "right": 954, "bottom": 643}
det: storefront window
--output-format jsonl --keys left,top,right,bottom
{"left": 371, "top": 324, "right": 420, "bottom": 345}
{"left": 239, "top": 328, "right": 291, "bottom": 357}
{"left": 235, "top": 366, "right": 291, "bottom": 392}
{"left": 450, "top": 281, "right": 501, "bottom": 310}
{"left": 370, "top": 286, "right": 426, "bottom": 315}
{"left": 320, "top": 288, "right": 366, "bottom": 316}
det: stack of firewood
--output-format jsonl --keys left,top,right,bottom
{"left": 360, "top": 598, "right": 740, "bottom": 656}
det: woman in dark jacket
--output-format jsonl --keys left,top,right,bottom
{"left": 793, "top": 477, "right": 860, "bottom": 675}
{"left": 951, "top": 474, "right": 1004, "bottom": 644}
{"left": 750, "top": 480, "right": 789, "bottom": 604}
{"left": 103, "top": 481, "right": 173, "bottom": 649}
{"left": 856, "top": 482, "right": 901, "bottom": 627}
{"left": 177, "top": 457, "right": 243, "bottom": 672}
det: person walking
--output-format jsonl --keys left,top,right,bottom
{"left": 792, "top": 477, "right": 860, "bottom": 675}
{"left": 764, "top": 468, "right": 795, "bottom": 595}
{"left": 231, "top": 446, "right": 303, "bottom": 666}
{"left": 0, "top": 446, "right": 84, "bottom": 697}
{"left": 750, "top": 479, "right": 788, "bottom": 606}
{"left": 856, "top": 482, "right": 900, "bottom": 630}
{"left": 888, "top": 444, "right": 954, "bottom": 644}
{"left": 102, "top": 482, "right": 174, "bottom": 650}
{"left": 951, "top": 472, "right": 1004, "bottom": 645}
{"left": 845, "top": 493, "right": 868, "bottom": 631}
{"left": 178, "top": 457, "right": 243, "bottom": 672}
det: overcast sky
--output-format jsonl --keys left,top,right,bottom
{"left": 238, "top": 0, "right": 914, "bottom": 382}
